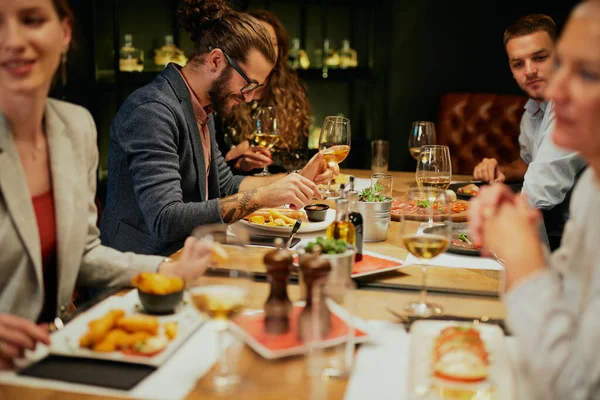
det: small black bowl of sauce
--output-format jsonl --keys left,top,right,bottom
{"left": 304, "top": 204, "right": 330, "bottom": 222}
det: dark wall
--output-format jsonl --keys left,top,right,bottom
{"left": 61, "top": 0, "right": 577, "bottom": 176}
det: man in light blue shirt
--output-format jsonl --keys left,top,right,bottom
{"left": 473, "top": 14, "right": 586, "bottom": 249}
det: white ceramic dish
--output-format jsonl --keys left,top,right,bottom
{"left": 49, "top": 290, "right": 205, "bottom": 367}
{"left": 239, "top": 208, "right": 335, "bottom": 234}
{"left": 407, "top": 320, "right": 515, "bottom": 400}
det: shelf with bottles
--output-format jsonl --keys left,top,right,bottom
{"left": 288, "top": 37, "right": 370, "bottom": 80}
{"left": 96, "top": 33, "right": 188, "bottom": 86}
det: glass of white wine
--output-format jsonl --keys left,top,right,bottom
{"left": 253, "top": 105, "right": 280, "bottom": 176}
{"left": 319, "top": 116, "right": 351, "bottom": 198}
{"left": 400, "top": 187, "right": 451, "bottom": 317}
{"left": 189, "top": 224, "right": 252, "bottom": 390}
{"left": 408, "top": 121, "right": 436, "bottom": 161}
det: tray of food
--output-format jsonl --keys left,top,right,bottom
{"left": 391, "top": 190, "right": 470, "bottom": 223}
{"left": 407, "top": 320, "right": 514, "bottom": 399}
{"left": 49, "top": 286, "right": 205, "bottom": 367}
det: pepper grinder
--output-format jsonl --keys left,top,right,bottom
{"left": 263, "top": 238, "right": 294, "bottom": 334}
{"left": 297, "top": 254, "right": 332, "bottom": 341}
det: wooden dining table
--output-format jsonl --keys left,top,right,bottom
{"left": 0, "top": 170, "right": 506, "bottom": 400}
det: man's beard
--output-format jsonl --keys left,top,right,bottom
{"left": 208, "top": 66, "right": 239, "bottom": 118}
{"left": 521, "top": 78, "right": 547, "bottom": 102}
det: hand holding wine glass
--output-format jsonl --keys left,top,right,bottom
{"left": 408, "top": 121, "right": 436, "bottom": 161}
{"left": 319, "top": 116, "right": 351, "bottom": 198}
{"left": 400, "top": 187, "right": 452, "bottom": 317}
{"left": 253, "top": 106, "right": 279, "bottom": 176}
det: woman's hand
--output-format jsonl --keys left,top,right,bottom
{"left": 468, "top": 184, "right": 546, "bottom": 290}
{"left": 235, "top": 146, "right": 272, "bottom": 172}
{"left": 226, "top": 140, "right": 272, "bottom": 172}
{"left": 0, "top": 314, "right": 50, "bottom": 369}
{"left": 158, "top": 237, "right": 212, "bottom": 282}
{"left": 300, "top": 152, "right": 340, "bottom": 184}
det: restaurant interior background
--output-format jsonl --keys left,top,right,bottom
{"left": 57, "top": 0, "right": 576, "bottom": 198}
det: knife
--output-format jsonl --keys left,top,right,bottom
{"left": 284, "top": 217, "right": 302, "bottom": 249}
{"left": 387, "top": 307, "right": 511, "bottom": 335}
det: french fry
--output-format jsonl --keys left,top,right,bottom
{"left": 270, "top": 209, "right": 297, "bottom": 225}
{"left": 116, "top": 315, "right": 160, "bottom": 335}
{"left": 93, "top": 329, "right": 130, "bottom": 352}
{"left": 164, "top": 322, "right": 178, "bottom": 340}
{"left": 82, "top": 309, "right": 125, "bottom": 348}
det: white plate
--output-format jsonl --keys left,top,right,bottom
{"left": 238, "top": 208, "right": 335, "bottom": 234}
{"left": 407, "top": 320, "right": 515, "bottom": 399}
{"left": 49, "top": 290, "right": 205, "bottom": 367}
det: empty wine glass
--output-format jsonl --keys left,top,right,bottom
{"left": 319, "top": 116, "right": 351, "bottom": 198}
{"left": 253, "top": 106, "right": 279, "bottom": 176}
{"left": 408, "top": 121, "right": 436, "bottom": 161}
{"left": 416, "top": 145, "right": 452, "bottom": 225}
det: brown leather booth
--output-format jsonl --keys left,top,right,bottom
{"left": 436, "top": 93, "right": 528, "bottom": 175}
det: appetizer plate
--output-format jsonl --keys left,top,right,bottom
{"left": 407, "top": 320, "right": 515, "bottom": 400}
{"left": 239, "top": 208, "right": 335, "bottom": 234}
{"left": 49, "top": 290, "right": 205, "bottom": 367}
{"left": 231, "top": 301, "right": 371, "bottom": 360}
{"left": 448, "top": 182, "right": 481, "bottom": 200}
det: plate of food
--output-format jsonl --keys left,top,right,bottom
{"left": 48, "top": 290, "right": 205, "bottom": 366}
{"left": 239, "top": 207, "right": 335, "bottom": 234}
{"left": 391, "top": 190, "right": 470, "bottom": 223}
{"left": 407, "top": 320, "right": 515, "bottom": 399}
{"left": 317, "top": 173, "right": 350, "bottom": 195}
{"left": 426, "top": 223, "right": 481, "bottom": 257}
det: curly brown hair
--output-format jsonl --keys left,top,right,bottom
{"left": 177, "top": 0, "right": 276, "bottom": 66}
{"left": 226, "top": 9, "right": 311, "bottom": 152}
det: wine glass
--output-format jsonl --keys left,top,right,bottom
{"left": 188, "top": 224, "right": 252, "bottom": 390}
{"left": 253, "top": 105, "right": 279, "bottom": 176}
{"left": 400, "top": 187, "right": 451, "bottom": 317}
{"left": 319, "top": 116, "right": 351, "bottom": 198}
{"left": 416, "top": 145, "right": 452, "bottom": 225}
{"left": 408, "top": 121, "right": 436, "bottom": 161}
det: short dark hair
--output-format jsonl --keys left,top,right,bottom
{"left": 503, "top": 14, "right": 557, "bottom": 48}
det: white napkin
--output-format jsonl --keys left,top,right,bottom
{"left": 345, "top": 322, "right": 409, "bottom": 400}
{"left": 404, "top": 253, "right": 503, "bottom": 271}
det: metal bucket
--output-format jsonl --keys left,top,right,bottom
{"left": 298, "top": 249, "right": 355, "bottom": 300}
{"left": 355, "top": 197, "right": 392, "bottom": 242}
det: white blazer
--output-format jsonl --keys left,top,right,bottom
{"left": 0, "top": 98, "right": 162, "bottom": 321}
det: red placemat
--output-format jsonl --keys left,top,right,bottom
{"left": 233, "top": 305, "right": 368, "bottom": 358}
{"left": 352, "top": 253, "right": 403, "bottom": 278}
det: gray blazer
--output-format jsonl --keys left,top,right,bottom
{"left": 100, "top": 64, "right": 244, "bottom": 256}
{"left": 0, "top": 99, "right": 162, "bottom": 321}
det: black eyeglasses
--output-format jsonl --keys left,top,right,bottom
{"left": 208, "top": 46, "right": 263, "bottom": 94}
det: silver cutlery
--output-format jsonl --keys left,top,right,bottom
{"left": 284, "top": 217, "right": 302, "bottom": 249}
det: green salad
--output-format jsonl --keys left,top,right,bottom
{"left": 305, "top": 237, "right": 348, "bottom": 255}
{"left": 358, "top": 183, "right": 388, "bottom": 202}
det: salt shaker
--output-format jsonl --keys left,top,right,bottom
{"left": 297, "top": 254, "right": 332, "bottom": 341}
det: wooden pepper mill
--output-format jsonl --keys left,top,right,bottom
{"left": 263, "top": 238, "right": 294, "bottom": 334}
{"left": 297, "top": 254, "right": 332, "bottom": 341}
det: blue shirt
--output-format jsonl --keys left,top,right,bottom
{"left": 519, "top": 100, "right": 586, "bottom": 211}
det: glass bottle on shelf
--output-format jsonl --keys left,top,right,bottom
{"left": 154, "top": 35, "right": 188, "bottom": 68}
{"left": 339, "top": 39, "right": 358, "bottom": 69}
{"left": 326, "top": 184, "right": 356, "bottom": 246}
{"left": 119, "top": 34, "right": 144, "bottom": 72}
{"left": 288, "top": 38, "right": 300, "bottom": 69}
{"left": 324, "top": 39, "right": 340, "bottom": 69}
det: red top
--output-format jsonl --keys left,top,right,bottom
{"left": 32, "top": 190, "right": 58, "bottom": 323}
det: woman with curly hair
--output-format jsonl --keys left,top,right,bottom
{"left": 217, "top": 9, "right": 313, "bottom": 174}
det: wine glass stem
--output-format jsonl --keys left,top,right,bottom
{"left": 216, "top": 324, "right": 229, "bottom": 378}
{"left": 262, "top": 165, "right": 268, "bottom": 175}
{"left": 420, "top": 264, "right": 428, "bottom": 304}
